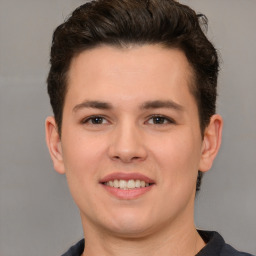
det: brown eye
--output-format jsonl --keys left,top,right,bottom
{"left": 152, "top": 116, "right": 167, "bottom": 124}
{"left": 82, "top": 116, "right": 107, "bottom": 125}
{"left": 147, "top": 115, "right": 174, "bottom": 125}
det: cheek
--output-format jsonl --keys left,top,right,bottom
{"left": 61, "top": 134, "right": 107, "bottom": 211}
{"left": 149, "top": 130, "right": 201, "bottom": 185}
{"left": 61, "top": 130, "right": 107, "bottom": 179}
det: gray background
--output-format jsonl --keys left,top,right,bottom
{"left": 0, "top": 0, "right": 255, "bottom": 255}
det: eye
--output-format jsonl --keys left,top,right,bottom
{"left": 82, "top": 115, "right": 108, "bottom": 125}
{"left": 146, "top": 115, "right": 174, "bottom": 125}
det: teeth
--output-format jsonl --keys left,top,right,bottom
{"left": 135, "top": 180, "right": 141, "bottom": 188}
{"left": 113, "top": 179, "right": 119, "bottom": 188}
{"left": 105, "top": 179, "right": 150, "bottom": 190}
{"left": 119, "top": 180, "right": 126, "bottom": 189}
{"left": 127, "top": 179, "right": 135, "bottom": 189}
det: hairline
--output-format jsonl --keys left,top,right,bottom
{"left": 58, "top": 42, "right": 202, "bottom": 137}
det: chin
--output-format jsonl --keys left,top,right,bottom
{"left": 101, "top": 210, "right": 158, "bottom": 238}
{"left": 108, "top": 222, "right": 154, "bottom": 238}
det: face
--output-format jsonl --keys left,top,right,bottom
{"left": 46, "top": 45, "right": 222, "bottom": 238}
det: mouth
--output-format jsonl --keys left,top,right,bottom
{"left": 99, "top": 173, "right": 155, "bottom": 199}
{"left": 102, "top": 179, "right": 153, "bottom": 190}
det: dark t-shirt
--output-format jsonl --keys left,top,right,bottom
{"left": 61, "top": 230, "right": 254, "bottom": 256}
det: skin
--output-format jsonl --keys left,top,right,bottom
{"left": 46, "top": 45, "right": 222, "bottom": 256}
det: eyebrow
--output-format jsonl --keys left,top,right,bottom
{"left": 73, "top": 99, "right": 184, "bottom": 113}
{"left": 140, "top": 100, "right": 184, "bottom": 111}
{"left": 73, "top": 100, "right": 113, "bottom": 112}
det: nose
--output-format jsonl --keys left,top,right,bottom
{"left": 107, "top": 121, "right": 148, "bottom": 163}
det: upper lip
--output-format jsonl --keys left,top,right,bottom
{"left": 99, "top": 172, "right": 155, "bottom": 184}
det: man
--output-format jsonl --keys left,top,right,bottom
{"left": 45, "top": 0, "right": 254, "bottom": 255}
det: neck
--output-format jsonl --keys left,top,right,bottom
{"left": 81, "top": 213, "right": 205, "bottom": 256}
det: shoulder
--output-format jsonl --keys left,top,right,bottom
{"left": 61, "top": 239, "right": 84, "bottom": 256}
{"left": 221, "top": 243, "right": 255, "bottom": 256}
{"left": 197, "top": 230, "right": 255, "bottom": 256}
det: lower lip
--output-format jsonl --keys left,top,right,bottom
{"left": 101, "top": 184, "right": 154, "bottom": 200}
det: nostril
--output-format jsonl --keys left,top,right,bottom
{"left": 107, "top": 137, "right": 148, "bottom": 163}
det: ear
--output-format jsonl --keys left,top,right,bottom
{"left": 199, "top": 114, "right": 223, "bottom": 172}
{"left": 45, "top": 116, "right": 65, "bottom": 174}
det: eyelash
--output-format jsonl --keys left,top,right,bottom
{"left": 146, "top": 115, "right": 175, "bottom": 125}
{"left": 81, "top": 115, "right": 108, "bottom": 125}
{"left": 81, "top": 114, "right": 175, "bottom": 126}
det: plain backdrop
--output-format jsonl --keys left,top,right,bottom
{"left": 0, "top": 0, "right": 255, "bottom": 255}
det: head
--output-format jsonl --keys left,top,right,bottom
{"left": 46, "top": 0, "right": 223, "bottom": 240}
{"left": 47, "top": 0, "right": 219, "bottom": 192}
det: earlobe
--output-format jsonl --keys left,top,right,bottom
{"left": 199, "top": 114, "right": 223, "bottom": 172}
{"left": 45, "top": 116, "right": 66, "bottom": 174}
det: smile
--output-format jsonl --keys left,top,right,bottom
{"left": 100, "top": 173, "right": 155, "bottom": 199}
{"left": 104, "top": 179, "right": 151, "bottom": 190}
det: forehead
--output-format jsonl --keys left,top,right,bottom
{"left": 66, "top": 44, "right": 196, "bottom": 107}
